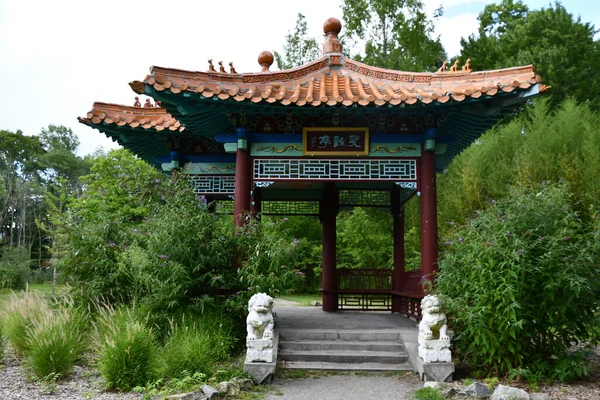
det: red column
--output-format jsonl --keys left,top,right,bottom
{"left": 391, "top": 185, "right": 406, "bottom": 312}
{"left": 234, "top": 139, "right": 251, "bottom": 227}
{"left": 420, "top": 147, "right": 438, "bottom": 291}
{"left": 321, "top": 182, "right": 338, "bottom": 312}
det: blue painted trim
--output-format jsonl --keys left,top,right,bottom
{"left": 156, "top": 155, "right": 235, "bottom": 163}
{"left": 214, "top": 133, "right": 237, "bottom": 143}
{"left": 425, "top": 128, "right": 437, "bottom": 139}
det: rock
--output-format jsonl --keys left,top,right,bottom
{"left": 529, "top": 394, "right": 550, "bottom": 400}
{"left": 491, "top": 384, "right": 530, "bottom": 400}
{"left": 167, "top": 391, "right": 207, "bottom": 400}
{"left": 444, "top": 388, "right": 458, "bottom": 398}
{"left": 311, "top": 301, "right": 322, "bottom": 306}
{"left": 424, "top": 381, "right": 446, "bottom": 389}
{"left": 202, "top": 384, "right": 219, "bottom": 399}
{"left": 215, "top": 381, "right": 241, "bottom": 396}
{"left": 231, "top": 377, "right": 254, "bottom": 390}
{"left": 465, "top": 382, "right": 493, "bottom": 397}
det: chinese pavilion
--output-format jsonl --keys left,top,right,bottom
{"left": 79, "top": 18, "right": 545, "bottom": 317}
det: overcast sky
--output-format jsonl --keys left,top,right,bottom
{"left": 0, "top": 0, "right": 597, "bottom": 155}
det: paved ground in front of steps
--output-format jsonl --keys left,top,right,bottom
{"left": 264, "top": 372, "right": 422, "bottom": 400}
{"left": 266, "top": 306, "right": 422, "bottom": 399}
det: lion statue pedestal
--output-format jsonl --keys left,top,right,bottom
{"left": 416, "top": 295, "right": 455, "bottom": 382}
{"left": 243, "top": 293, "right": 278, "bottom": 384}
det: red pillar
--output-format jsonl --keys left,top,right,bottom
{"left": 391, "top": 185, "right": 406, "bottom": 312}
{"left": 234, "top": 134, "right": 251, "bottom": 227}
{"left": 420, "top": 146, "right": 438, "bottom": 291}
{"left": 321, "top": 182, "right": 338, "bottom": 312}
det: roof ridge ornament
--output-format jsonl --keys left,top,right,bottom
{"left": 322, "top": 17, "right": 342, "bottom": 55}
{"left": 257, "top": 51, "right": 274, "bottom": 72}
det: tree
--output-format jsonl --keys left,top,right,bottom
{"left": 342, "top": 0, "right": 446, "bottom": 71}
{"left": 460, "top": 1, "right": 600, "bottom": 109}
{"left": 274, "top": 13, "right": 320, "bottom": 70}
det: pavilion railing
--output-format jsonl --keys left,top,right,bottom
{"left": 335, "top": 268, "right": 423, "bottom": 318}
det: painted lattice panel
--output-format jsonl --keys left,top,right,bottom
{"left": 339, "top": 190, "right": 390, "bottom": 207}
{"left": 189, "top": 175, "right": 235, "bottom": 194}
{"left": 262, "top": 201, "right": 320, "bottom": 215}
{"left": 253, "top": 159, "right": 417, "bottom": 181}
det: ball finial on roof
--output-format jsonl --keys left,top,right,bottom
{"left": 322, "top": 17, "right": 343, "bottom": 55}
{"left": 323, "top": 17, "right": 342, "bottom": 35}
{"left": 258, "top": 51, "right": 274, "bottom": 72}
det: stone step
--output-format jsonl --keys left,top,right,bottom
{"left": 280, "top": 361, "right": 413, "bottom": 372}
{"left": 278, "top": 329, "right": 403, "bottom": 342}
{"left": 279, "top": 340, "right": 404, "bottom": 352}
{"left": 278, "top": 349, "right": 408, "bottom": 364}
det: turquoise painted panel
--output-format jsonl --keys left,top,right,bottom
{"left": 250, "top": 142, "right": 303, "bottom": 157}
{"left": 369, "top": 143, "right": 421, "bottom": 157}
{"left": 183, "top": 162, "right": 236, "bottom": 174}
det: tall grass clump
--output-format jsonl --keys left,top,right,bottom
{"left": 161, "top": 312, "right": 238, "bottom": 379}
{"left": 0, "top": 292, "right": 51, "bottom": 356}
{"left": 0, "top": 322, "right": 4, "bottom": 362}
{"left": 95, "top": 306, "right": 158, "bottom": 391}
{"left": 436, "top": 183, "right": 600, "bottom": 380}
{"left": 26, "top": 298, "right": 89, "bottom": 379}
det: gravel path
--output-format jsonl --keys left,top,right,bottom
{"left": 0, "top": 355, "right": 142, "bottom": 400}
{"left": 264, "top": 373, "right": 422, "bottom": 400}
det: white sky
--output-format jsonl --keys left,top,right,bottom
{"left": 0, "top": 0, "right": 597, "bottom": 155}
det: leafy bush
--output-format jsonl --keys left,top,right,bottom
{"left": 161, "top": 312, "right": 237, "bottom": 378}
{"left": 0, "top": 247, "right": 31, "bottom": 290}
{"left": 0, "top": 292, "right": 51, "bottom": 356}
{"left": 26, "top": 298, "right": 88, "bottom": 379}
{"left": 95, "top": 306, "right": 158, "bottom": 391}
{"left": 436, "top": 183, "right": 600, "bottom": 379}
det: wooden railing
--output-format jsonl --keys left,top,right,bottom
{"left": 335, "top": 268, "right": 423, "bottom": 317}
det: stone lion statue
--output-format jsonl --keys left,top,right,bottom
{"left": 419, "top": 294, "right": 449, "bottom": 341}
{"left": 246, "top": 293, "right": 274, "bottom": 340}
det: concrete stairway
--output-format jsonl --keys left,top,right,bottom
{"left": 278, "top": 328, "right": 413, "bottom": 371}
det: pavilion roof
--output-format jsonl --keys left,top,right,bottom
{"left": 131, "top": 57, "right": 542, "bottom": 108}
{"left": 79, "top": 17, "right": 546, "bottom": 172}
{"left": 78, "top": 102, "right": 183, "bottom": 132}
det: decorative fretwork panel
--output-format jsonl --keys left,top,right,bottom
{"left": 189, "top": 175, "right": 235, "bottom": 194}
{"left": 261, "top": 201, "right": 320, "bottom": 215}
{"left": 338, "top": 294, "right": 392, "bottom": 311}
{"left": 339, "top": 190, "right": 390, "bottom": 207}
{"left": 253, "top": 158, "right": 417, "bottom": 181}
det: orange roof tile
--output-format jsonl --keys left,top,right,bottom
{"left": 78, "top": 102, "right": 184, "bottom": 132}
{"left": 131, "top": 54, "right": 540, "bottom": 108}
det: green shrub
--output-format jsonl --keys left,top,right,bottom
{"left": 436, "top": 183, "right": 600, "bottom": 380}
{"left": 161, "top": 313, "right": 238, "bottom": 378}
{"left": 26, "top": 299, "right": 88, "bottom": 379}
{"left": 0, "top": 247, "right": 31, "bottom": 290}
{"left": 412, "top": 387, "right": 444, "bottom": 400}
{"left": 0, "top": 292, "right": 51, "bottom": 356}
{"left": 95, "top": 306, "right": 158, "bottom": 391}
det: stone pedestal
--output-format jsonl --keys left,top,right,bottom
{"left": 416, "top": 356, "right": 454, "bottom": 382}
{"left": 244, "top": 332, "right": 279, "bottom": 384}
{"left": 245, "top": 337, "right": 274, "bottom": 363}
{"left": 417, "top": 337, "right": 452, "bottom": 363}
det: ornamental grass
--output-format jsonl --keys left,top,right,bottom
{"left": 160, "top": 312, "right": 237, "bottom": 379}
{"left": 94, "top": 305, "right": 159, "bottom": 391}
